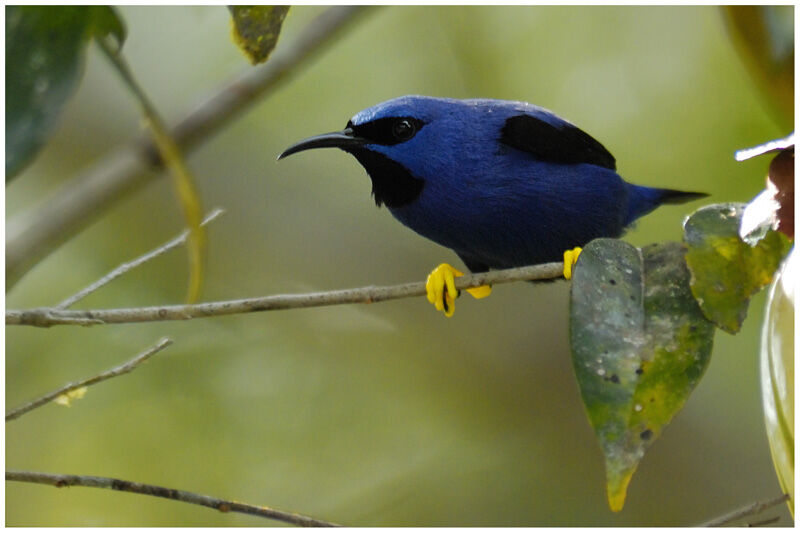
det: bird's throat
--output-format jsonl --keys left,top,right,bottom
{"left": 346, "top": 148, "right": 425, "bottom": 208}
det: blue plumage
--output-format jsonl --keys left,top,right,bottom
{"left": 280, "top": 95, "right": 705, "bottom": 273}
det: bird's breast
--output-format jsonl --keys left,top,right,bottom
{"left": 387, "top": 160, "right": 631, "bottom": 269}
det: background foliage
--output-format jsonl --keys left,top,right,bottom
{"left": 6, "top": 6, "right": 792, "bottom": 526}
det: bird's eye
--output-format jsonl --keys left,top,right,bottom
{"left": 392, "top": 119, "right": 416, "bottom": 141}
{"left": 349, "top": 117, "right": 423, "bottom": 145}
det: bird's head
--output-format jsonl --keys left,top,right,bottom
{"left": 278, "top": 95, "right": 507, "bottom": 208}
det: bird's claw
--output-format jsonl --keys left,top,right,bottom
{"left": 426, "top": 263, "right": 461, "bottom": 317}
{"left": 466, "top": 284, "right": 492, "bottom": 299}
{"left": 563, "top": 247, "right": 583, "bottom": 280}
{"left": 425, "top": 263, "right": 491, "bottom": 317}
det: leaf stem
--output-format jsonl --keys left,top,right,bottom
{"left": 96, "top": 37, "right": 205, "bottom": 303}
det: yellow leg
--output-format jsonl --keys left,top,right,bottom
{"left": 425, "top": 263, "right": 492, "bottom": 317}
{"left": 562, "top": 247, "right": 583, "bottom": 280}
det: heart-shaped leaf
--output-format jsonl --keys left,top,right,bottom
{"left": 570, "top": 239, "right": 715, "bottom": 511}
{"left": 683, "top": 203, "right": 790, "bottom": 333}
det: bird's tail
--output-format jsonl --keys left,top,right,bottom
{"left": 625, "top": 185, "right": 708, "bottom": 224}
{"left": 652, "top": 188, "right": 709, "bottom": 205}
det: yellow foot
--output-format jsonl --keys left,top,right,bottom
{"left": 563, "top": 247, "right": 583, "bottom": 280}
{"left": 425, "top": 263, "right": 492, "bottom": 317}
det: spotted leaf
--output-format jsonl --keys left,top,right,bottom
{"left": 229, "top": 6, "right": 289, "bottom": 64}
{"left": 570, "top": 238, "right": 715, "bottom": 511}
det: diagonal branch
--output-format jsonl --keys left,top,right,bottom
{"left": 6, "top": 338, "right": 172, "bottom": 422}
{"left": 6, "top": 470, "right": 340, "bottom": 527}
{"left": 7, "top": 262, "right": 565, "bottom": 327}
{"left": 6, "top": 6, "right": 373, "bottom": 288}
{"left": 57, "top": 209, "right": 224, "bottom": 309}
{"left": 697, "top": 493, "right": 790, "bottom": 527}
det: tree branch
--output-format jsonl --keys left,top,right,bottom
{"left": 697, "top": 493, "right": 790, "bottom": 527}
{"left": 7, "top": 262, "right": 565, "bottom": 327}
{"left": 56, "top": 209, "right": 224, "bottom": 309}
{"left": 6, "top": 6, "right": 373, "bottom": 288}
{"left": 747, "top": 516, "right": 781, "bottom": 527}
{"left": 6, "top": 338, "right": 173, "bottom": 422}
{"left": 5, "top": 470, "right": 340, "bottom": 527}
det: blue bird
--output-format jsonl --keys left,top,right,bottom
{"left": 279, "top": 96, "right": 706, "bottom": 316}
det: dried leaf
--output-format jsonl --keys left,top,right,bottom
{"left": 737, "top": 137, "right": 794, "bottom": 242}
{"left": 53, "top": 387, "right": 88, "bottom": 407}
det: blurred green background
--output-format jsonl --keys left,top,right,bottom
{"left": 6, "top": 5, "right": 793, "bottom": 526}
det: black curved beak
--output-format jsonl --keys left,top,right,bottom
{"left": 277, "top": 128, "right": 367, "bottom": 160}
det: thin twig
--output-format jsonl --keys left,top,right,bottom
{"left": 6, "top": 6, "right": 373, "bottom": 288}
{"left": 5, "top": 470, "right": 340, "bottom": 527}
{"left": 7, "top": 262, "right": 565, "bottom": 327}
{"left": 5, "top": 338, "right": 172, "bottom": 422}
{"left": 747, "top": 516, "right": 780, "bottom": 527}
{"left": 698, "top": 493, "right": 790, "bottom": 527}
{"left": 57, "top": 209, "right": 224, "bottom": 309}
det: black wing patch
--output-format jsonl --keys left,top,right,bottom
{"left": 499, "top": 114, "right": 616, "bottom": 170}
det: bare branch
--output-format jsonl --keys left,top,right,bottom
{"left": 698, "top": 493, "right": 790, "bottom": 527}
{"left": 57, "top": 209, "right": 224, "bottom": 309}
{"left": 7, "top": 262, "right": 565, "bottom": 327}
{"left": 6, "top": 6, "right": 373, "bottom": 288}
{"left": 6, "top": 338, "right": 172, "bottom": 422}
{"left": 747, "top": 516, "right": 781, "bottom": 527}
{"left": 5, "top": 470, "right": 340, "bottom": 527}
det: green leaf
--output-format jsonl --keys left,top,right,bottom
{"left": 90, "top": 6, "right": 127, "bottom": 51}
{"left": 570, "top": 239, "right": 715, "bottom": 511}
{"left": 5, "top": 6, "right": 127, "bottom": 181}
{"left": 760, "top": 249, "right": 795, "bottom": 516}
{"left": 229, "top": 6, "right": 290, "bottom": 64}
{"left": 6, "top": 6, "right": 93, "bottom": 180}
{"left": 683, "top": 203, "right": 791, "bottom": 333}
